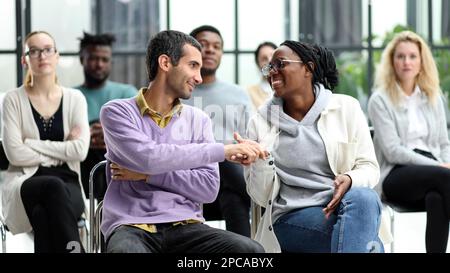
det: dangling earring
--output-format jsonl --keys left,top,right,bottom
{"left": 29, "top": 72, "right": 34, "bottom": 87}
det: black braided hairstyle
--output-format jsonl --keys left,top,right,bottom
{"left": 281, "top": 40, "right": 339, "bottom": 91}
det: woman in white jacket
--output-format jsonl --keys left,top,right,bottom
{"left": 243, "top": 41, "right": 383, "bottom": 253}
{"left": 1, "top": 31, "right": 89, "bottom": 252}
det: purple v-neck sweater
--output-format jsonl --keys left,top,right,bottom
{"left": 99, "top": 97, "right": 225, "bottom": 239}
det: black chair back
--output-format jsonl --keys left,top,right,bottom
{"left": 0, "top": 140, "right": 9, "bottom": 170}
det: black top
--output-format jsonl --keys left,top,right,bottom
{"left": 30, "top": 97, "right": 64, "bottom": 141}
{"left": 29, "top": 97, "right": 79, "bottom": 183}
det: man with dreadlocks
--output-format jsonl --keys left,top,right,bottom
{"left": 75, "top": 32, "right": 137, "bottom": 199}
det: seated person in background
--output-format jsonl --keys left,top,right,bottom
{"left": 247, "top": 41, "right": 277, "bottom": 110}
{"left": 75, "top": 32, "right": 137, "bottom": 199}
{"left": 243, "top": 40, "right": 385, "bottom": 253}
{"left": 99, "top": 30, "right": 266, "bottom": 253}
{"left": 183, "top": 25, "right": 254, "bottom": 237}
{"left": 1, "top": 31, "right": 89, "bottom": 253}
{"left": 368, "top": 30, "right": 450, "bottom": 253}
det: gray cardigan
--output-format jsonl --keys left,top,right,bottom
{"left": 367, "top": 90, "right": 450, "bottom": 188}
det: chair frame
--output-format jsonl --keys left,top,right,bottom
{"left": 0, "top": 216, "right": 6, "bottom": 253}
{"left": 88, "top": 160, "right": 107, "bottom": 253}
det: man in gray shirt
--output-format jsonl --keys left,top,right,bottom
{"left": 183, "top": 25, "right": 253, "bottom": 237}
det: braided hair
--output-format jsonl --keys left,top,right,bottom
{"left": 281, "top": 40, "right": 339, "bottom": 90}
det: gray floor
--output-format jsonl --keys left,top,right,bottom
{"left": 0, "top": 170, "right": 449, "bottom": 253}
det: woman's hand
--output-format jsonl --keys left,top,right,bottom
{"left": 229, "top": 132, "right": 269, "bottom": 165}
{"left": 110, "top": 162, "right": 149, "bottom": 181}
{"left": 323, "top": 174, "right": 352, "bottom": 219}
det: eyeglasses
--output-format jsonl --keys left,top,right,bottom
{"left": 261, "top": 59, "right": 303, "bottom": 77}
{"left": 25, "top": 47, "right": 57, "bottom": 59}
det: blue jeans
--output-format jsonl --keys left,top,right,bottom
{"left": 273, "top": 187, "right": 384, "bottom": 253}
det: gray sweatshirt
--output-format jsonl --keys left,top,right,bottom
{"left": 259, "top": 85, "right": 335, "bottom": 222}
{"left": 183, "top": 80, "right": 252, "bottom": 144}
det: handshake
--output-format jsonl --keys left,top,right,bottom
{"left": 224, "top": 133, "right": 269, "bottom": 166}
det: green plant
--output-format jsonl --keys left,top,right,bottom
{"left": 334, "top": 51, "right": 368, "bottom": 101}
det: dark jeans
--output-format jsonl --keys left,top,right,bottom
{"left": 106, "top": 223, "right": 264, "bottom": 253}
{"left": 384, "top": 164, "right": 450, "bottom": 253}
{"left": 20, "top": 175, "right": 85, "bottom": 253}
{"left": 217, "top": 161, "right": 250, "bottom": 237}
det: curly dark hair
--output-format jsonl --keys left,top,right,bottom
{"left": 78, "top": 31, "right": 116, "bottom": 53}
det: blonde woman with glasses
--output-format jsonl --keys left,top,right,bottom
{"left": 1, "top": 31, "right": 89, "bottom": 252}
{"left": 368, "top": 31, "right": 450, "bottom": 253}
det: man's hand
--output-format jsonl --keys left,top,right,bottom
{"left": 323, "top": 174, "right": 352, "bottom": 219}
{"left": 227, "top": 132, "right": 268, "bottom": 165}
{"left": 110, "top": 163, "right": 149, "bottom": 181}
{"left": 90, "top": 122, "right": 106, "bottom": 149}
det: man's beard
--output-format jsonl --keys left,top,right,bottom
{"left": 201, "top": 67, "right": 217, "bottom": 77}
{"left": 84, "top": 70, "right": 109, "bottom": 87}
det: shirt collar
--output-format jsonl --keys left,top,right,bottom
{"left": 135, "top": 87, "right": 183, "bottom": 117}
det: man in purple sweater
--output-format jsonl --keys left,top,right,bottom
{"left": 99, "top": 30, "right": 265, "bottom": 253}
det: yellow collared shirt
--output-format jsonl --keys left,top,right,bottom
{"left": 135, "top": 87, "right": 183, "bottom": 128}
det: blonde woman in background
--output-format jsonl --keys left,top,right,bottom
{"left": 368, "top": 31, "right": 450, "bottom": 253}
{"left": 1, "top": 31, "right": 89, "bottom": 253}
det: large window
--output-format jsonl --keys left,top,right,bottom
{"left": 442, "top": 0, "right": 450, "bottom": 43}
{"left": 98, "top": 0, "right": 159, "bottom": 88}
{"left": 299, "top": 0, "right": 362, "bottom": 46}
{"left": 0, "top": 0, "right": 17, "bottom": 92}
{"left": 167, "top": 0, "right": 295, "bottom": 88}
{"left": 369, "top": 0, "right": 408, "bottom": 46}
{"left": 2, "top": 0, "right": 450, "bottom": 103}
{"left": 169, "top": 0, "right": 236, "bottom": 84}
{"left": 1, "top": 0, "right": 159, "bottom": 91}
{"left": 30, "top": 0, "right": 91, "bottom": 88}
{"left": 32, "top": 0, "right": 91, "bottom": 52}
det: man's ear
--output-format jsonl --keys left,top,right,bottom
{"left": 158, "top": 54, "right": 171, "bottom": 72}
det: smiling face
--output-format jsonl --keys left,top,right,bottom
{"left": 393, "top": 41, "right": 422, "bottom": 85}
{"left": 22, "top": 33, "right": 59, "bottom": 78}
{"left": 166, "top": 44, "right": 203, "bottom": 100}
{"left": 267, "top": 45, "right": 309, "bottom": 99}
{"left": 194, "top": 31, "right": 223, "bottom": 76}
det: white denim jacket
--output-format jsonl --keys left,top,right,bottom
{"left": 244, "top": 94, "right": 391, "bottom": 253}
